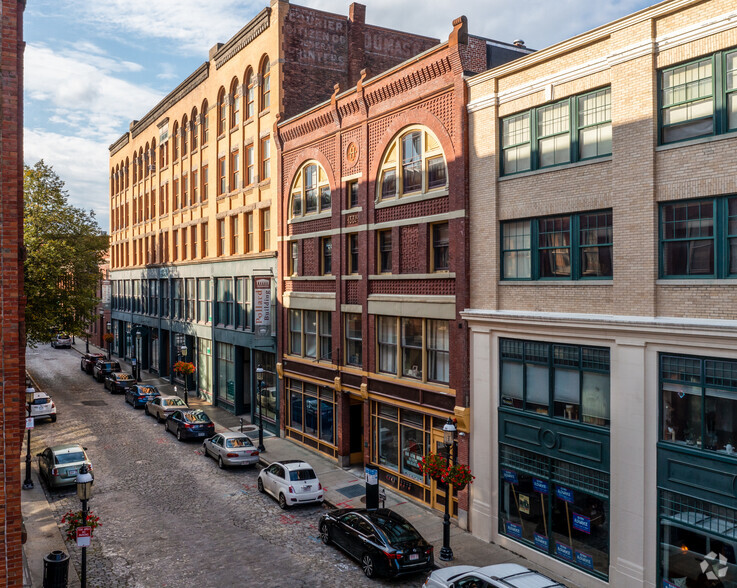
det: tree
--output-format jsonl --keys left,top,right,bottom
{"left": 24, "top": 160, "right": 109, "bottom": 346}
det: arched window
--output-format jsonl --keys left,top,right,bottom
{"left": 289, "top": 161, "right": 331, "bottom": 219}
{"left": 201, "top": 99, "right": 209, "bottom": 144}
{"left": 229, "top": 77, "right": 240, "bottom": 127}
{"left": 181, "top": 114, "right": 188, "bottom": 155}
{"left": 150, "top": 139, "right": 156, "bottom": 173}
{"left": 138, "top": 148, "right": 144, "bottom": 181}
{"left": 111, "top": 168, "right": 115, "bottom": 197}
{"left": 172, "top": 121, "right": 179, "bottom": 160}
{"left": 144, "top": 142, "right": 150, "bottom": 177}
{"left": 260, "top": 56, "right": 270, "bottom": 111}
{"left": 133, "top": 156, "right": 137, "bottom": 183}
{"left": 377, "top": 127, "right": 447, "bottom": 201}
{"left": 245, "top": 68, "right": 255, "bottom": 119}
{"left": 125, "top": 158, "right": 129, "bottom": 188}
{"left": 217, "top": 87, "right": 226, "bottom": 135}
{"left": 191, "top": 106, "right": 198, "bottom": 150}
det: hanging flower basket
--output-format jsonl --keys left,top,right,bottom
{"left": 441, "top": 463, "right": 475, "bottom": 490}
{"left": 419, "top": 453, "right": 447, "bottom": 481}
{"left": 173, "top": 361, "right": 195, "bottom": 376}
{"left": 61, "top": 510, "right": 101, "bottom": 542}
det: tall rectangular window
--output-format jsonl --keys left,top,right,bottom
{"left": 197, "top": 278, "right": 211, "bottom": 324}
{"left": 246, "top": 144, "right": 254, "bottom": 185}
{"left": 160, "top": 279, "right": 169, "bottom": 318}
{"left": 230, "top": 150, "right": 239, "bottom": 191}
{"left": 218, "top": 219, "right": 225, "bottom": 256}
{"left": 502, "top": 221, "right": 532, "bottom": 279}
{"left": 578, "top": 88, "right": 612, "bottom": 159}
{"left": 347, "top": 180, "right": 359, "bottom": 209}
{"left": 172, "top": 278, "right": 183, "bottom": 320}
{"left": 431, "top": 223, "right": 449, "bottom": 271}
{"left": 537, "top": 101, "right": 570, "bottom": 168}
{"left": 218, "top": 157, "right": 226, "bottom": 195}
{"left": 246, "top": 212, "right": 254, "bottom": 253}
{"left": 172, "top": 229, "right": 179, "bottom": 261}
{"left": 192, "top": 169, "right": 198, "bottom": 203}
{"left": 304, "top": 310, "right": 317, "bottom": 358}
{"left": 230, "top": 215, "right": 239, "bottom": 254}
{"left": 201, "top": 223, "right": 209, "bottom": 257}
{"left": 289, "top": 241, "right": 299, "bottom": 276}
{"left": 377, "top": 316, "right": 397, "bottom": 375}
{"left": 261, "top": 209, "right": 270, "bottom": 251}
{"left": 260, "top": 137, "right": 270, "bottom": 180}
{"left": 502, "top": 112, "right": 531, "bottom": 174}
{"left": 348, "top": 234, "right": 359, "bottom": 274}
{"left": 217, "top": 278, "right": 234, "bottom": 326}
{"left": 538, "top": 216, "right": 571, "bottom": 278}
{"left": 378, "top": 230, "right": 392, "bottom": 273}
{"left": 185, "top": 278, "right": 195, "bottom": 321}
{"left": 660, "top": 199, "right": 719, "bottom": 277}
{"left": 319, "top": 312, "right": 332, "bottom": 361}
{"left": 236, "top": 277, "right": 250, "bottom": 329}
{"left": 321, "top": 237, "right": 332, "bottom": 275}
{"left": 173, "top": 179, "right": 179, "bottom": 210}
{"left": 661, "top": 57, "right": 714, "bottom": 143}
{"left": 289, "top": 309, "right": 302, "bottom": 355}
{"left": 345, "top": 313, "right": 362, "bottom": 367}
{"left": 182, "top": 174, "right": 189, "bottom": 208}
{"left": 201, "top": 165, "right": 208, "bottom": 201}
{"left": 427, "top": 320, "right": 449, "bottom": 383}
{"left": 191, "top": 225, "right": 198, "bottom": 258}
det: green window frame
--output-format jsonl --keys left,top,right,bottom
{"left": 659, "top": 48, "right": 737, "bottom": 144}
{"left": 659, "top": 196, "right": 737, "bottom": 278}
{"left": 501, "top": 87, "right": 611, "bottom": 175}
{"left": 501, "top": 210, "right": 612, "bottom": 280}
{"left": 500, "top": 338, "right": 611, "bottom": 427}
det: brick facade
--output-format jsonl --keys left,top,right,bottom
{"left": 0, "top": 0, "right": 26, "bottom": 585}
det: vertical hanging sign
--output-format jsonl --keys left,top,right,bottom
{"left": 254, "top": 277, "right": 272, "bottom": 337}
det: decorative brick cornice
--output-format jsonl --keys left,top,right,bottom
{"left": 130, "top": 63, "right": 210, "bottom": 140}
{"left": 656, "top": 7, "right": 737, "bottom": 51}
{"left": 109, "top": 133, "right": 130, "bottom": 156}
{"left": 213, "top": 7, "right": 271, "bottom": 70}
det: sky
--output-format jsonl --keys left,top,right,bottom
{"left": 24, "top": 0, "right": 660, "bottom": 232}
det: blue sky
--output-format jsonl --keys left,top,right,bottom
{"left": 24, "top": 0, "right": 658, "bottom": 232}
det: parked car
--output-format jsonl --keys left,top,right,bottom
{"left": 36, "top": 444, "right": 93, "bottom": 489}
{"left": 104, "top": 372, "right": 135, "bottom": 394}
{"left": 27, "top": 390, "right": 56, "bottom": 423}
{"left": 93, "top": 360, "right": 121, "bottom": 382}
{"left": 202, "top": 432, "right": 259, "bottom": 469}
{"left": 257, "top": 459, "right": 323, "bottom": 509}
{"left": 125, "top": 384, "right": 161, "bottom": 408}
{"left": 165, "top": 409, "right": 215, "bottom": 441}
{"left": 145, "top": 395, "right": 188, "bottom": 422}
{"left": 319, "top": 508, "right": 433, "bottom": 579}
{"left": 80, "top": 352, "right": 105, "bottom": 374}
{"left": 423, "top": 563, "right": 566, "bottom": 588}
{"left": 50, "top": 333, "right": 72, "bottom": 349}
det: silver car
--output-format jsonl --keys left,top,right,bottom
{"left": 257, "top": 460, "right": 323, "bottom": 509}
{"left": 51, "top": 333, "right": 72, "bottom": 349}
{"left": 37, "top": 444, "right": 93, "bottom": 489}
{"left": 202, "top": 432, "right": 260, "bottom": 469}
{"left": 423, "top": 563, "right": 566, "bottom": 588}
{"left": 28, "top": 391, "right": 57, "bottom": 423}
{"left": 144, "top": 395, "right": 188, "bottom": 422}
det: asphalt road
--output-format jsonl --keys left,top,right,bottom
{"left": 27, "top": 345, "right": 426, "bottom": 588}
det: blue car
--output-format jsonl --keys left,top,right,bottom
{"left": 125, "top": 385, "right": 161, "bottom": 408}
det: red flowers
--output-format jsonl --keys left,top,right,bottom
{"left": 61, "top": 510, "right": 101, "bottom": 541}
{"left": 173, "top": 361, "right": 195, "bottom": 376}
{"left": 419, "top": 452, "right": 475, "bottom": 488}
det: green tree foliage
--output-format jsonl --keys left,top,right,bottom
{"left": 24, "top": 160, "right": 108, "bottom": 346}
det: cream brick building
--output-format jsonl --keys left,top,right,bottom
{"left": 464, "top": 0, "right": 737, "bottom": 586}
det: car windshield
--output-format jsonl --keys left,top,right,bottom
{"left": 55, "top": 451, "right": 86, "bottom": 464}
{"left": 373, "top": 515, "right": 421, "bottom": 545}
{"left": 117, "top": 374, "right": 133, "bottom": 380}
{"left": 289, "top": 469, "right": 316, "bottom": 481}
{"left": 165, "top": 398, "right": 186, "bottom": 406}
{"left": 100, "top": 362, "right": 114, "bottom": 369}
{"left": 138, "top": 387, "right": 157, "bottom": 395}
{"left": 183, "top": 411, "right": 211, "bottom": 423}
{"left": 226, "top": 437, "right": 253, "bottom": 448}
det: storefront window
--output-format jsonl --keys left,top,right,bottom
{"left": 286, "top": 378, "right": 334, "bottom": 446}
{"left": 401, "top": 318, "right": 423, "bottom": 379}
{"left": 217, "top": 342, "right": 234, "bottom": 404}
{"left": 304, "top": 384, "right": 318, "bottom": 437}
{"left": 150, "top": 328, "right": 159, "bottom": 372}
{"left": 290, "top": 389, "right": 302, "bottom": 431}
{"left": 401, "top": 420, "right": 425, "bottom": 481}
{"left": 198, "top": 338, "right": 212, "bottom": 403}
{"left": 319, "top": 387, "right": 334, "bottom": 444}
{"left": 378, "top": 419, "right": 399, "bottom": 471}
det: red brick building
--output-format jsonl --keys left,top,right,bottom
{"left": 0, "top": 0, "right": 26, "bottom": 585}
{"left": 276, "top": 17, "right": 530, "bottom": 520}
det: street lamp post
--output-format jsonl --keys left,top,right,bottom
{"left": 23, "top": 385, "right": 35, "bottom": 490}
{"left": 106, "top": 322, "right": 112, "bottom": 360}
{"left": 99, "top": 309, "right": 104, "bottom": 348}
{"left": 135, "top": 331, "right": 142, "bottom": 383}
{"left": 181, "top": 345, "right": 189, "bottom": 406}
{"left": 76, "top": 463, "right": 93, "bottom": 588}
{"left": 439, "top": 417, "right": 457, "bottom": 562}
{"left": 255, "top": 364, "right": 266, "bottom": 452}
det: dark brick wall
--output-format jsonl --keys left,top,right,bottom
{"left": 0, "top": 1, "right": 26, "bottom": 585}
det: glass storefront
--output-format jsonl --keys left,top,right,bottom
{"left": 285, "top": 377, "right": 335, "bottom": 457}
{"left": 150, "top": 328, "right": 159, "bottom": 372}
{"left": 198, "top": 338, "right": 212, "bottom": 403}
{"left": 499, "top": 445, "right": 610, "bottom": 580}
{"left": 255, "top": 350, "right": 276, "bottom": 423}
{"left": 217, "top": 342, "right": 235, "bottom": 405}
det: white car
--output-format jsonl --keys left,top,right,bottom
{"left": 28, "top": 391, "right": 56, "bottom": 423}
{"left": 257, "top": 459, "right": 323, "bottom": 509}
{"left": 202, "top": 432, "right": 260, "bottom": 469}
{"left": 144, "top": 395, "right": 188, "bottom": 422}
{"left": 424, "top": 563, "right": 566, "bottom": 588}
{"left": 50, "top": 333, "right": 72, "bottom": 349}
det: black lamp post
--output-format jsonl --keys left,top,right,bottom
{"left": 439, "top": 417, "right": 456, "bottom": 562}
{"left": 76, "top": 463, "right": 93, "bottom": 588}
{"left": 85, "top": 324, "right": 90, "bottom": 353}
{"left": 106, "top": 322, "right": 112, "bottom": 360}
{"left": 22, "top": 386, "right": 35, "bottom": 490}
{"left": 181, "top": 344, "right": 188, "bottom": 406}
{"left": 135, "top": 331, "right": 142, "bottom": 382}
{"left": 99, "top": 309, "right": 104, "bottom": 347}
{"left": 256, "top": 364, "right": 266, "bottom": 452}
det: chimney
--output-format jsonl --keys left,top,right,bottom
{"left": 513, "top": 39, "right": 526, "bottom": 48}
{"left": 349, "top": 2, "right": 365, "bottom": 24}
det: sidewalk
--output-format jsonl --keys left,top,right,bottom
{"left": 64, "top": 341, "right": 574, "bottom": 586}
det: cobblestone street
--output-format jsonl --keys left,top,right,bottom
{"left": 26, "top": 346, "right": 424, "bottom": 587}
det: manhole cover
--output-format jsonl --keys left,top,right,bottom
{"left": 336, "top": 484, "right": 365, "bottom": 499}
{"left": 81, "top": 400, "right": 107, "bottom": 406}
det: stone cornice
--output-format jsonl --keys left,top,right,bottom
{"left": 109, "top": 133, "right": 130, "bottom": 157}
{"left": 657, "top": 7, "right": 737, "bottom": 52}
{"left": 213, "top": 7, "right": 271, "bottom": 70}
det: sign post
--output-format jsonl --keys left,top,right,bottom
{"left": 76, "top": 526, "right": 91, "bottom": 547}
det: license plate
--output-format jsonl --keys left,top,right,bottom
{"left": 409, "top": 554, "right": 419, "bottom": 561}
{"left": 303, "top": 485, "right": 311, "bottom": 491}
{"left": 67, "top": 469, "right": 77, "bottom": 476}
{"left": 196, "top": 432, "right": 205, "bottom": 436}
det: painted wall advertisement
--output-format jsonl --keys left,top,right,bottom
{"left": 254, "top": 277, "right": 272, "bottom": 337}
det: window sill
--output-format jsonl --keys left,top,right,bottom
{"left": 499, "top": 279, "right": 613, "bottom": 286}
{"left": 375, "top": 188, "right": 449, "bottom": 209}
{"left": 369, "top": 273, "right": 456, "bottom": 280}
{"left": 230, "top": 125, "right": 240, "bottom": 135}
{"left": 285, "top": 275, "right": 336, "bottom": 281}
{"left": 656, "top": 130, "right": 737, "bottom": 152}
{"left": 368, "top": 371, "right": 453, "bottom": 394}
{"left": 258, "top": 179, "right": 271, "bottom": 188}
{"left": 259, "top": 109, "right": 270, "bottom": 118}
{"left": 288, "top": 210, "right": 332, "bottom": 225}
{"left": 342, "top": 207, "right": 363, "bottom": 215}
{"left": 499, "top": 155, "right": 611, "bottom": 181}
{"left": 341, "top": 274, "right": 362, "bottom": 280}
{"left": 657, "top": 278, "right": 737, "bottom": 285}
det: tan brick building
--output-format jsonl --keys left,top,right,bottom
{"left": 464, "top": 0, "right": 737, "bottom": 586}
{"left": 107, "top": 0, "right": 437, "bottom": 429}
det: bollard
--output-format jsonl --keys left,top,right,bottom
{"left": 42, "top": 550, "right": 69, "bottom": 588}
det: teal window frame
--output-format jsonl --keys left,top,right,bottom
{"left": 501, "top": 209, "right": 613, "bottom": 281}
{"left": 659, "top": 48, "right": 737, "bottom": 145}
{"left": 501, "top": 87, "right": 611, "bottom": 176}
{"left": 500, "top": 338, "right": 611, "bottom": 428}
{"left": 659, "top": 195, "right": 737, "bottom": 278}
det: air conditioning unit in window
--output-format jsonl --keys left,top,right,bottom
{"left": 149, "top": 165, "right": 156, "bottom": 172}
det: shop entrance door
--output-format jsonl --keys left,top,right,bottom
{"left": 349, "top": 401, "right": 363, "bottom": 465}
{"left": 429, "top": 429, "right": 457, "bottom": 515}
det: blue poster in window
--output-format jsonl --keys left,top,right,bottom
{"left": 663, "top": 581, "right": 680, "bottom": 588}
{"left": 556, "top": 485, "right": 574, "bottom": 503}
{"left": 532, "top": 478, "right": 549, "bottom": 494}
{"left": 502, "top": 469, "right": 518, "bottom": 484}
{"left": 555, "top": 541, "right": 574, "bottom": 561}
{"left": 572, "top": 513, "right": 591, "bottom": 534}
{"left": 534, "top": 533, "right": 549, "bottom": 550}
{"left": 575, "top": 551, "right": 594, "bottom": 569}
{"left": 505, "top": 522, "right": 523, "bottom": 538}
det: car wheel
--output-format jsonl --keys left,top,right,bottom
{"left": 80, "top": 362, "right": 85, "bottom": 371}
{"left": 320, "top": 522, "right": 331, "bottom": 545}
{"left": 257, "top": 478, "right": 265, "bottom": 493}
{"left": 144, "top": 406, "right": 150, "bottom": 416}
{"left": 176, "top": 428, "right": 182, "bottom": 441}
{"left": 361, "top": 553, "right": 376, "bottom": 579}
{"left": 157, "top": 413, "right": 163, "bottom": 423}
{"left": 278, "top": 494, "right": 288, "bottom": 510}
{"left": 50, "top": 415, "right": 57, "bottom": 423}
{"left": 218, "top": 456, "right": 225, "bottom": 469}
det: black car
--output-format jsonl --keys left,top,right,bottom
{"left": 125, "top": 385, "right": 160, "bottom": 408}
{"left": 80, "top": 353, "right": 105, "bottom": 374}
{"left": 318, "top": 508, "right": 434, "bottom": 578}
{"left": 93, "top": 360, "right": 121, "bottom": 382}
{"left": 104, "top": 372, "right": 135, "bottom": 394}
{"left": 165, "top": 409, "right": 216, "bottom": 441}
